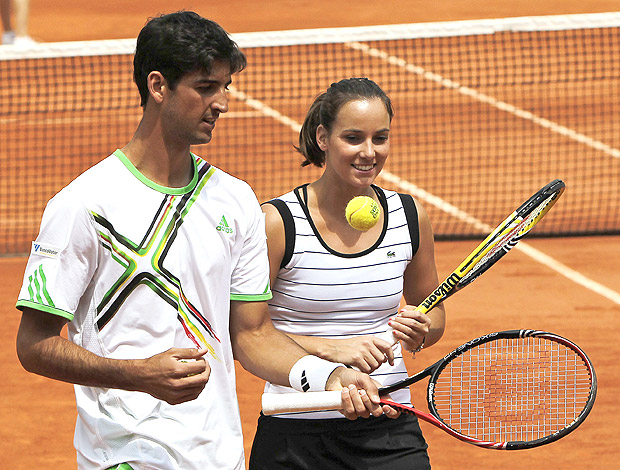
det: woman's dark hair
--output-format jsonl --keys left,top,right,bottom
{"left": 133, "top": 11, "right": 247, "bottom": 107}
{"left": 297, "top": 78, "right": 394, "bottom": 167}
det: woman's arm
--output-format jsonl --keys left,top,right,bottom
{"left": 389, "top": 199, "right": 446, "bottom": 352}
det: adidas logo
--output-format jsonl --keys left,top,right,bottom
{"left": 216, "top": 215, "right": 233, "bottom": 234}
{"left": 300, "top": 370, "right": 310, "bottom": 392}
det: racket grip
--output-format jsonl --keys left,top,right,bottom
{"left": 262, "top": 390, "right": 342, "bottom": 415}
{"left": 375, "top": 329, "right": 397, "bottom": 345}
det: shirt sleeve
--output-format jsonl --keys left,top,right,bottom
{"left": 229, "top": 189, "right": 272, "bottom": 302}
{"left": 16, "top": 187, "right": 99, "bottom": 320}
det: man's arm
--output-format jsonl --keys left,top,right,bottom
{"left": 261, "top": 203, "right": 395, "bottom": 374}
{"left": 229, "top": 299, "right": 396, "bottom": 419}
{"left": 16, "top": 307, "right": 211, "bottom": 405}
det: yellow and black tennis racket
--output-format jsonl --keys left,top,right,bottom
{"left": 414, "top": 178, "right": 564, "bottom": 314}
{"left": 374, "top": 178, "right": 565, "bottom": 344}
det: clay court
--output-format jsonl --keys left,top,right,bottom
{"left": 1, "top": 1, "right": 619, "bottom": 469}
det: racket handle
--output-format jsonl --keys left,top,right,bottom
{"left": 375, "top": 329, "right": 397, "bottom": 345}
{"left": 376, "top": 305, "right": 431, "bottom": 345}
{"left": 262, "top": 390, "right": 342, "bottom": 415}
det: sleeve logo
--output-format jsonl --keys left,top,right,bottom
{"left": 31, "top": 242, "right": 60, "bottom": 258}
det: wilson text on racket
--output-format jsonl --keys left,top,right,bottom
{"left": 420, "top": 272, "right": 461, "bottom": 310}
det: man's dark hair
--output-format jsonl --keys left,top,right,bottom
{"left": 133, "top": 11, "right": 247, "bottom": 106}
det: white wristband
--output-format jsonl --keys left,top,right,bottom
{"left": 288, "top": 355, "right": 345, "bottom": 392}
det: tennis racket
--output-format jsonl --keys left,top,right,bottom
{"left": 376, "top": 178, "right": 565, "bottom": 343}
{"left": 262, "top": 329, "right": 597, "bottom": 450}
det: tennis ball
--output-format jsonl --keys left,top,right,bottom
{"left": 345, "top": 196, "right": 381, "bottom": 231}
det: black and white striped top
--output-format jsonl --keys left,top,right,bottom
{"left": 263, "top": 184, "right": 420, "bottom": 419}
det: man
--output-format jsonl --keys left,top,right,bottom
{"left": 15, "top": 12, "right": 384, "bottom": 470}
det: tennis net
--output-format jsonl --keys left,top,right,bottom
{"left": 1, "top": 12, "right": 619, "bottom": 255}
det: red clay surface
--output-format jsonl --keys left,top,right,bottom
{"left": 2, "top": 1, "right": 619, "bottom": 469}
{"left": 25, "top": 0, "right": 620, "bottom": 41}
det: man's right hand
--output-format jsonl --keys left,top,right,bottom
{"left": 17, "top": 308, "right": 211, "bottom": 405}
{"left": 135, "top": 347, "right": 211, "bottom": 405}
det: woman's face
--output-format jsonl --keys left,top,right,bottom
{"left": 317, "top": 97, "right": 390, "bottom": 189}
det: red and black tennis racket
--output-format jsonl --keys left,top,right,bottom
{"left": 262, "top": 330, "right": 597, "bottom": 450}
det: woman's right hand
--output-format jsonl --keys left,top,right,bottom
{"left": 324, "top": 335, "right": 395, "bottom": 373}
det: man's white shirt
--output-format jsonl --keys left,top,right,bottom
{"left": 17, "top": 150, "right": 271, "bottom": 470}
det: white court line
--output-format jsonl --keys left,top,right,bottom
{"left": 380, "top": 171, "right": 620, "bottom": 306}
{"left": 345, "top": 40, "right": 620, "bottom": 305}
{"left": 229, "top": 87, "right": 302, "bottom": 132}
{"left": 228, "top": 85, "right": 620, "bottom": 307}
{"left": 346, "top": 41, "right": 620, "bottom": 160}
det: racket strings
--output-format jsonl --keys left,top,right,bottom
{"left": 432, "top": 337, "right": 593, "bottom": 443}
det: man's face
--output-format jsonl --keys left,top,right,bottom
{"left": 160, "top": 60, "right": 233, "bottom": 146}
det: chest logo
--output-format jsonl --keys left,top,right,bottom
{"left": 216, "top": 215, "right": 233, "bottom": 234}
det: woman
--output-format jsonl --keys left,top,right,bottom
{"left": 249, "top": 78, "right": 446, "bottom": 469}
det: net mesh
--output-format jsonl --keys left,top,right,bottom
{"left": 1, "top": 13, "right": 619, "bottom": 255}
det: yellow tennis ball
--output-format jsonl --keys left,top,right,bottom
{"left": 345, "top": 196, "right": 381, "bottom": 231}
